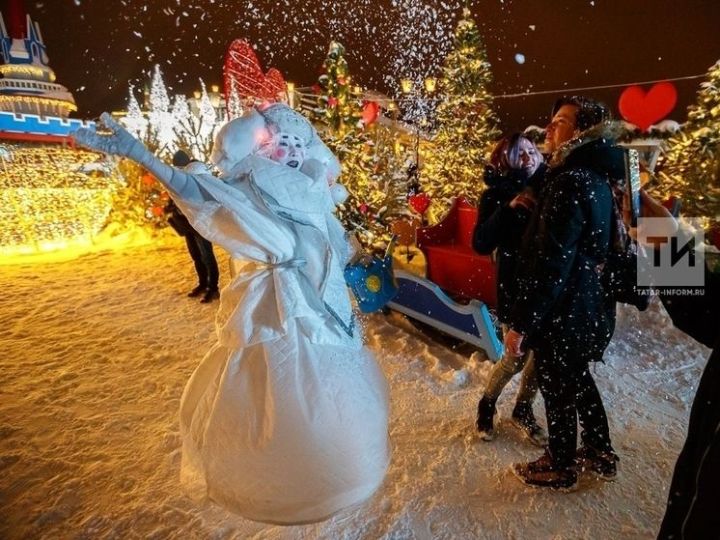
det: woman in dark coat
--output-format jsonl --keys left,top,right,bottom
{"left": 472, "top": 133, "right": 548, "bottom": 445}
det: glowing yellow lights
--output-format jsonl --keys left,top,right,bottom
{"left": 400, "top": 79, "right": 414, "bottom": 94}
{"left": 0, "top": 95, "right": 77, "bottom": 113}
{"left": 0, "top": 143, "right": 124, "bottom": 256}
{"left": 0, "top": 64, "right": 53, "bottom": 81}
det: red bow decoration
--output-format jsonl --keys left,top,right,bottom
{"left": 223, "top": 40, "right": 286, "bottom": 106}
{"left": 618, "top": 82, "right": 677, "bottom": 132}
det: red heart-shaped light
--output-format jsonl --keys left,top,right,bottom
{"left": 362, "top": 101, "right": 380, "bottom": 126}
{"left": 408, "top": 193, "right": 431, "bottom": 215}
{"left": 223, "top": 40, "right": 286, "bottom": 106}
{"left": 618, "top": 82, "right": 677, "bottom": 132}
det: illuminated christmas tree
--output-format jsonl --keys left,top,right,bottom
{"left": 655, "top": 60, "right": 720, "bottom": 220}
{"left": 422, "top": 7, "right": 500, "bottom": 221}
{"left": 311, "top": 41, "right": 412, "bottom": 252}
{"left": 312, "top": 41, "right": 364, "bottom": 135}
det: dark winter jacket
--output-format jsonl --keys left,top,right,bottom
{"left": 472, "top": 163, "right": 547, "bottom": 322}
{"left": 165, "top": 199, "right": 194, "bottom": 237}
{"left": 657, "top": 264, "right": 720, "bottom": 538}
{"left": 508, "top": 126, "right": 626, "bottom": 362}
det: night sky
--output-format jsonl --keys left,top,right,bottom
{"left": 14, "top": 0, "right": 720, "bottom": 131}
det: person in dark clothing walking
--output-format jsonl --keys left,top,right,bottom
{"left": 472, "top": 133, "right": 548, "bottom": 446}
{"left": 165, "top": 150, "right": 220, "bottom": 303}
{"left": 506, "top": 96, "right": 626, "bottom": 490}
{"left": 625, "top": 190, "right": 720, "bottom": 539}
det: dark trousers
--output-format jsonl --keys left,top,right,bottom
{"left": 535, "top": 343, "right": 613, "bottom": 468}
{"left": 185, "top": 233, "right": 219, "bottom": 290}
{"left": 658, "top": 355, "right": 720, "bottom": 539}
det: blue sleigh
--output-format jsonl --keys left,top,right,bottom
{"left": 345, "top": 198, "right": 503, "bottom": 362}
{"left": 387, "top": 270, "right": 502, "bottom": 362}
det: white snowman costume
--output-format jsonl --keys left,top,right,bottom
{"left": 73, "top": 105, "right": 390, "bottom": 525}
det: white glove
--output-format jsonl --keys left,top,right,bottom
{"left": 73, "top": 113, "right": 203, "bottom": 202}
{"left": 73, "top": 113, "right": 148, "bottom": 164}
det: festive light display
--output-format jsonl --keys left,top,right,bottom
{"left": 654, "top": 60, "right": 720, "bottom": 220}
{"left": 421, "top": 7, "right": 500, "bottom": 222}
{"left": 308, "top": 41, "right": 414, "bottom": 252}
{"left": 0, "top": 94, "right": 76, "bottom": 116}
{"left": 0, "top": 142, "right": 124, "bottom": 256}
{"left": 223, "top": 39, "right": 286, "bottom": 105}
{"left": 0, "top": 64, "right": 54, "bottom": 80}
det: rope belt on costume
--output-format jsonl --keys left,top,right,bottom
{"left": 268, "top": 258, "right": 306, "bottom": 269}
{"left": 233, "top": 258, "right": 308, "bottom": 277}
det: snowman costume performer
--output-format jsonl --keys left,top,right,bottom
{"left": 73, "top": 105, "right": 390, "bottom": 525}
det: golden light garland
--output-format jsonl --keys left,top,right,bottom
{"left": 0, "top": 64, "right": 54, "bottom": 81}
{"left": 0, "top": 95, "right": 77, "bottom": 114}
{"left": 0, "top": 142, "right": 123, "bottom": 256}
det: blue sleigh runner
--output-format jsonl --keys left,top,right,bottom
{"left": 345, "top": 198, "right": 503, "bottom": 362}
{"left": 388, "top": 198, "right": 503, "bottom": 362}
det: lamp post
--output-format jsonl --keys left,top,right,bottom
{"left": 286, "top": 81, "right": 295, "bottom": 109}
{"left": 400, "top": 77, "right": 437, "bottom": 183}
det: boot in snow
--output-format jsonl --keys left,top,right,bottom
{"left": 576, "top": 445, "right": 619, "bottom": 481}
{"left": 511, "top": 449, "right": 578, "bottom": 491}
{"left": 188, "top": 284, "right": 206, "bottom": 298}
{"left": 511, "top": 402, "right": 548, "bottom": 447}
{"left": 476, "top": 397, "right": 496, "bottom": 441}
{"left": 201, "top": 288, "right": 220, "bottom": 303}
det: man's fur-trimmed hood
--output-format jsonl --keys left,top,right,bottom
{"left": 548, "top": 121, "right": 627, "bottom": 183}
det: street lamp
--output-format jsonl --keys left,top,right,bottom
{"left": 286, "top": 81, "right": 295, "bottom": 109}
{"left": 401, "top": 78, "right": 414, "bottom": 95}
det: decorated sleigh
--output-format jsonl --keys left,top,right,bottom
{"left": 387, "top": 197, "right": 503, "bottom": 361}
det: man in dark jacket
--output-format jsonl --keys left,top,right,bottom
{"left": 506, "top": 97, "right": 625, "bottom": 490}
{"left": 165, "top": 150, "right": 220, "bottom": 303}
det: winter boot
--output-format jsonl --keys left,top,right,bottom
{"left": 200, "top": 288, "right": 220, "bottom": 303}
{"left": 476, "top": 397, "right": 496, "bottom": 441}
{"left": 511, "top": 402, "right": 548, "bottom": 447}
{"left": 576, "top": 445, "right": 620, "bottom": 481}
{"left": 511, "top": 450, "right": 578, "bottom": 491}
{"left": 188, "top": 284, "right": 206, "bottom": 298}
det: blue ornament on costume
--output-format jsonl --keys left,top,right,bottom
{"left": 344, "top": 251, "right": 398, "bottom": 314}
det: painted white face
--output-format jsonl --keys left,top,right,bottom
{"left": 265, "top": 132, "right": 306, "bottom": 169}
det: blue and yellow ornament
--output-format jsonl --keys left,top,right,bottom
{"left": 344, "top": 239, "right": 398, "bottom": 313}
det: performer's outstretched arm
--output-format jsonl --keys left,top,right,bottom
{"left": 73, "top": 113, "right": 205, "bottom": 203}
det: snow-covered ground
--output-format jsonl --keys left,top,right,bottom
{"left": 0, "top": 238, "right": 709, "bottom": 539}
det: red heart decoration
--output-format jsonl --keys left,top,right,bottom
{"left": 618, "top": 82, "right": 677, "bottom": 132}
{"left": 408, "top": 193, "right": 432, "bottom": 215}
{"left": 223, "top": 40, "right": 286, "bottom": 105}
{"left": 362, "top": 101, "right": 380, "bottom": 126}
